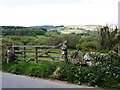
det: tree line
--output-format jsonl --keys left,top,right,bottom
{"left": 1, "top": 26, "right": 47, "bottom": 36}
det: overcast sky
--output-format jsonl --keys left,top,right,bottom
{"left": 0, "top": 0, "right": 119, "bottom": 26}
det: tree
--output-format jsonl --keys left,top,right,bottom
{"left": 100, "top": 26, "right": 119, "bottom": 51}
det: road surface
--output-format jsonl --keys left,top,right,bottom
{"left": 1, "top": 72, "right": 95, "bottom": 88}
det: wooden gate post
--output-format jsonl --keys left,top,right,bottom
{"left": 12, "top": 44, "right": 15, "bottom": 53}
{"left": 61, "top": 40, "right": 68, "bottom": 63}
{"left": 35, "top": 47, "right": 38, "bottom": 63}
{"left": 24, "top": 47, "right": 26, "bottom": 60}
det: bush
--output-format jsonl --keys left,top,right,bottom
{"left": 30, "top": 62, "right": 58, "bottom": 78}
{"left": 76, "top": 36, "right": 101, "bottom": 51}
{"left": 2, "top": 61, "right": 59, "bottom": 78}
{"left": 2, "top": 56, "right": 120, "bottom": 89}
{"left": 54, "top": 62, "right": 77, "bottom": 82}
{"left": 76, "top": 42, "right": 99, "bottom": 51}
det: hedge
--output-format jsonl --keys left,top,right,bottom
{"left": 2, "top": 56, "right": 120, "bottom": 89}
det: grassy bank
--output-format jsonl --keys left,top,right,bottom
{"left": 2, "top": 57, "right": 120, "bottom": 89}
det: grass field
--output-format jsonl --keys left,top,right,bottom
{"left": 60, "top": 29, "right": 88, "bottom": 34}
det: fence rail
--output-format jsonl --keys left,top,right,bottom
{"left": 13, "top": 45, "right": 55, "bottom": 48}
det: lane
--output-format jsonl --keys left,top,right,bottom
{"left": 2, "top": 72, "right": 94, "bottom": 88}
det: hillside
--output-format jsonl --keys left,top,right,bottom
{"left": 1, "top": 25, "right": 103, "bottom": 35}
{"left": 65, "top": 25, "right": 102, "bottom": 31}
{"left": 48, "top": 25, "right": 102, "bottom": 34}
{"left": 31, "top": 25, "right": 64, "bottom": 29}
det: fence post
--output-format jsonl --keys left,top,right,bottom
{"left": 61, "top": 40, "right": 68, "bottom": 63}
{"left": 12, "top": 44, "right": 15, "bottom": 53}
{"left": 35, "top": 47, "right": 38, "bottom": 63}
{"left": 24, "top": 47, "right": 26, "bottom": 60}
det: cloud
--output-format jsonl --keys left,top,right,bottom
{"left": 0, "top": 0, "right": 119, "bottom": 26}
{"left": 0, "top": 0, "right": 83, "bottom": 6}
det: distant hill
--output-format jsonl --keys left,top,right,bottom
{"left": 1, "top": 25, "right": 103, "bottom": 35}
{"left": 31, "top": 25, "right": 64, "bottom": 29}
{"left": 52, "top": 25, "right": 103, "bottom": 34}
{"left": 64, "top": 25, "right": 103, "bottom": 31}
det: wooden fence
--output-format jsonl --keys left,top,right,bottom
{"left": 12, "top": 44, "right": 63, "bottom": 63}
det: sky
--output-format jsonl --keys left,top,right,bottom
{"left": 0, "top": 0, "right": 119, "bottom": 26}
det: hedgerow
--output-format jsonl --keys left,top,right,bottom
{"left": 2, "top": 55, "right": 120, "bottom": 89}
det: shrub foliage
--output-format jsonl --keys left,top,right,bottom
{"left": 2, "top": 54, "right": 120, "bottom": 89}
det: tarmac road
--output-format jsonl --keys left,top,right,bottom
{"left": 1, "top": 72, "right": 95, "bottom": 88}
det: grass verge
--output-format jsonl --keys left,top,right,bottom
{"left": 2, "top": 59, "right": 120, "bottom": 89}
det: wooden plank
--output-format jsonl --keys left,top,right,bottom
{"left": 14, "top": 54, "right": 23, "bottom": 56}
{"left": 47, "top": 51, "right": 60, "bottom": 54}
{"left": 39, "top": 56, "right": 60, "bottom": 58}
{"left": 14, "top": 50, "right": 35, "bottom": 52}
{"left": 12, "top": 45, "right": 55, "bottom": 48}
{"left": 37, "top": 60, "right": 63, "bottom": 62}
